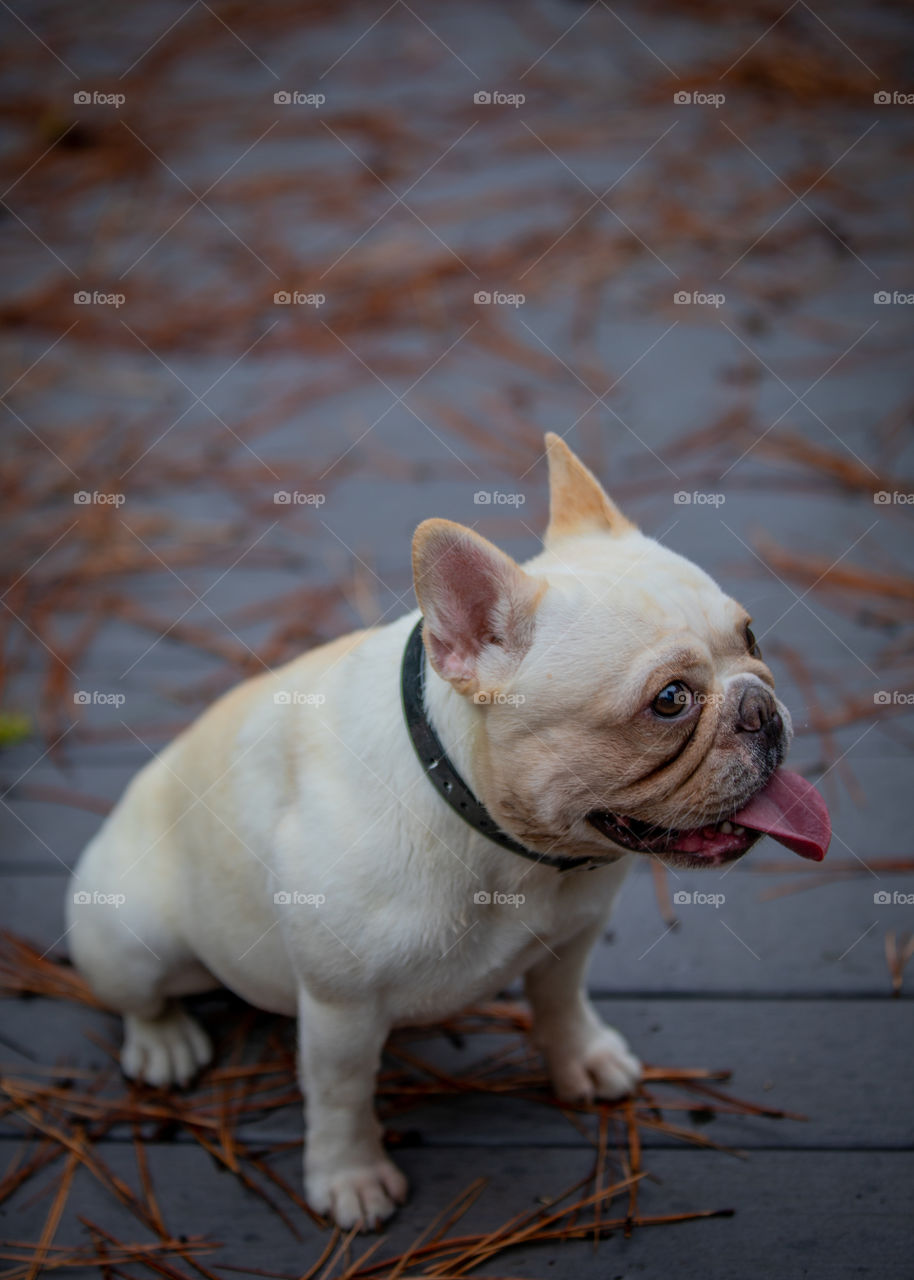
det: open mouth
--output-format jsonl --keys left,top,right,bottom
{"left": 586, "top": 768, "right": 831, "bottom": 867}
{"left": 586, "top": 809, "right": 757, "bottom": 863}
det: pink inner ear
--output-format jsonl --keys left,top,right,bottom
{"left": 424, "top": 539, "right": 503, "bottom": 678}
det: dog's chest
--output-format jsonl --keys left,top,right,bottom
{"left": 382, "top": 870, "right": 616, "bottom": 1024}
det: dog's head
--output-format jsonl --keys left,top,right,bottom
{"left": 412, "top": 434, "right": 829, "bottom": 870}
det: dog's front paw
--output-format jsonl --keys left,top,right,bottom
{"left": 306, "top": 1158, "right": 408, "bottom": 1231}
{"left": 546, "top": 1025, "right": 642, "bottom": 1104}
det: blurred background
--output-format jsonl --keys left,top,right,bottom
{"left": 1, "top": 0, "right": 913, "bottom": 1275}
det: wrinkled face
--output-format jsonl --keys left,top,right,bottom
{"left": 411, "top": 435, "right": 810, "bottom": 873}
{"left": 473, "top": 537, "right": 792, "bottom": 870}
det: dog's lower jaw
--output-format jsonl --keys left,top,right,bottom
{"left": 585, "top": 808, "right": 762, "bottom": 870}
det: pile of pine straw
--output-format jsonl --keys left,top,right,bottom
{"left": 0, "top": 930, "right": 804, "bottom": 1278}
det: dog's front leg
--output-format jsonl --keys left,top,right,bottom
{"left": 298, "top": 989, "right": 407, "bottom": 1230}
{"left": 524, "top": 921, "right": 642, "bottom": 1104}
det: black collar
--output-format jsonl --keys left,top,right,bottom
{"left": 400, "top": 618, "right": 602, "bottom": 874}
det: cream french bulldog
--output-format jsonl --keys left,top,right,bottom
{"left": 67, "top": 434, "right": 829, "bottom": 1230}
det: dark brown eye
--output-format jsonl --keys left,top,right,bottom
{"left": 746, "top": 624, "right": 762, "bottom": 659}
{"left": 652, "top": 681, "right": 693, "bottom": 717}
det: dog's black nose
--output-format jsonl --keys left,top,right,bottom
{"left": 735, "top": 685, "right": 781, "bottom": 740}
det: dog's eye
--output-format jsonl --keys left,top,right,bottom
{"left": 652, "top": 681, "right": 693, "bottom": 717}
{"left": 745, "top": 624, "right": 762, "bottom": 659}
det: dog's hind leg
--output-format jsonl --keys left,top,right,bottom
{"left": 120, "top": 999, "right": 213, "bottom": 1088}
{"left": 67, "top": 838, "right": 218, "bottom": 1088}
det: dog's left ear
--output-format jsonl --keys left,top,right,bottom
{"left": 412, "top": 519, "right": 543, "bottom": 695}
{"left": 544, "top": 432, "right": 636, "bottom": 544}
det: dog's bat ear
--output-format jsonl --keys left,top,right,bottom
{"left": 543, "top": 433, "right": 636, "bottom": 544}
{"left": 412, "top": 519, "right": 543, "bottom": 694}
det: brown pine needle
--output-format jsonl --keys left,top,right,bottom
{"left": 650, "top": 859, "right": 679, "bottom": 928}
{"left": 297, "top": 1226, "right": 341, "bottom": 1280}
{"left": 885, "top": 931, "right": 914, "bottom": 996}
{"left": 0, "top": 933, "right": 802, "bottom": 1276}
{"left": 26, "top": 1148, "right": 78, "bottom": 1280}
{"left": 624, "top": 1098, "right": 641, "bottom": 1237}
{"left": 133, "top": 1126, "right": 166, "bottom": 1238}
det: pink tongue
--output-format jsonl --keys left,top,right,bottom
{"left": 732, "top": 769, "right": 830, "bottom": 862}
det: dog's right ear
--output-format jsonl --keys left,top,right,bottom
{"left": 412, "top": 519, "right": 543, "bottom": 695}
{"left": 544, "top": 432, "right": 636, "bottom": 544}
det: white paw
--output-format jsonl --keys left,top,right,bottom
{"left": 121, "top": 1005, "right": 212, "bottom": 1088}
{"left": 547, "top": 1025, "right": 642, "bottom": 1104}
{"left": 306, "top": 1158, "right": 408, "bottom": 1231}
